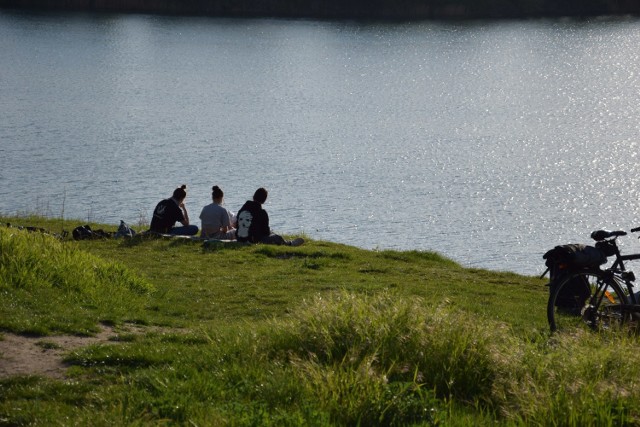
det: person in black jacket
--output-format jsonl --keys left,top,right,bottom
{"left": 236, "top": 187, "right": 303, "bottom": 246}
{"left": 149, "top": 185, "right": 199, "bottom": 236}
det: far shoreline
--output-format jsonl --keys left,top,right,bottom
{"left": 2, "top": 0, "right": 640, "bottom": 21}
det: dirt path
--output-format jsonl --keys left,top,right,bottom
{"left": 0, "top": 324, "right": 147, "bottom": 380}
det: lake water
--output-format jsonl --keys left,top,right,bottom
{"left": 2, "top": 10, "right": 640, "bottom": 275}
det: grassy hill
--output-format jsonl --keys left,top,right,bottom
{"left": 1, "top": 216, "right": 639, "bottom": 425}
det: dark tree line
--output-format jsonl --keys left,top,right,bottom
{"left": 1, "top": 0, "right": 639, "bottom": 19}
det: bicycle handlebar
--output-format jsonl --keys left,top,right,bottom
{"left": 631, "top": 227, "right": 640, "bottom": 233}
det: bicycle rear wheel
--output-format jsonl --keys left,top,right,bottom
{"left": 547, "top": 270, "right": 629, "bottom": 333}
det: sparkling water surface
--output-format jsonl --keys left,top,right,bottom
{"left": 2, "top": 11, "right": 640, "bottom": 275}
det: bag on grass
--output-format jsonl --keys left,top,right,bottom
{"left": 72, "top": 225, "right": 94, "bottom": 240}
{"left": 114, "top": 220, "right": 136, "bottom": 238}
{"left": 72, "top": 225, "right": 113, "bottom": 240}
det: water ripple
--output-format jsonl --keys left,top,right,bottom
{"left": 3, "top": 12, "right": 640, "bottom": 274}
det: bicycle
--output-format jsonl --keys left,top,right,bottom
{"left": 546, "top": 227, "right": 640, "bottom": 333}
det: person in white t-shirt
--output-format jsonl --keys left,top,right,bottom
{"left": 199, "top": 185, "right": 236, "bottom": 240}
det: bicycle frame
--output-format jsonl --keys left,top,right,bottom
{"left": 603, "top": 235, "right": 640, "bottom": 305}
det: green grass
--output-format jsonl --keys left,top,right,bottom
{"left": 1, "top": 216, "right": 640, "bottom": 425}
{"left": 0, "top": 224, "right": 154, "bottom": 335}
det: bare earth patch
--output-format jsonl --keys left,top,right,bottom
{"left": 0, "top": 324, "right": 153, "bottom": 380}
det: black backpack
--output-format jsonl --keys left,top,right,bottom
{"left": 72, "top": 225, "right": 112, "bottom": 240}
{"left": 72, "top": 225, "right": 94, "bottom": 240}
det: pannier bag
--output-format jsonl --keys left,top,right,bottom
{"left": 552, "top": 273, "right": 591, "bottom": 314}
{"left": 543, "top": 244, "right": 607, "bottom": 276}
{"left": 543, "top": 244, "right": 607, "bottom": 312}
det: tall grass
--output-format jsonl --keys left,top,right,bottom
{"left": 263, "top": 291, "right": 505, "bottom": 424}
{"left": 0, "top": 227, "right": 154, "bottom": 335}
{"left": 495, "top": 329, "right": 640, "bottom": 425}
{"left": 262, "top": 292, "right": 640, "bottom": 425}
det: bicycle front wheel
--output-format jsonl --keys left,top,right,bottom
{"left": 547, "top": 270, "right": 629, "bottom": 333}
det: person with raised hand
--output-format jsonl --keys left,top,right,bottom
{"left": 149, "top": 185, "right": 199, "bottom": 236}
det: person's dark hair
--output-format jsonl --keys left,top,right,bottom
{"left": 172, "top": 185, "right": 187, "bottom": 201}
{"left": 253, "top": 187, "right": 268, "bottom": 204}
{"left": 212, "top": 185, "right": 224, "bottom": 200}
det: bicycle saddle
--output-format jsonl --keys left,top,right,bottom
{"left": 591, "top": 229, "right": 627, "bottom": 241}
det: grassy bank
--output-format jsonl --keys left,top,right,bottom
{"left": 1, "top": 216, "right": 639, "bottom": 425}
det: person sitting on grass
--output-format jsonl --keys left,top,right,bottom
{"left": 236, "top": 187, "right": 304, "bottom": 246}
{"left": 199, "top": 185, "right": 236, "bottom": 240}
{"left": 149, "top": 185, "right": 199, "bottom": 236}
